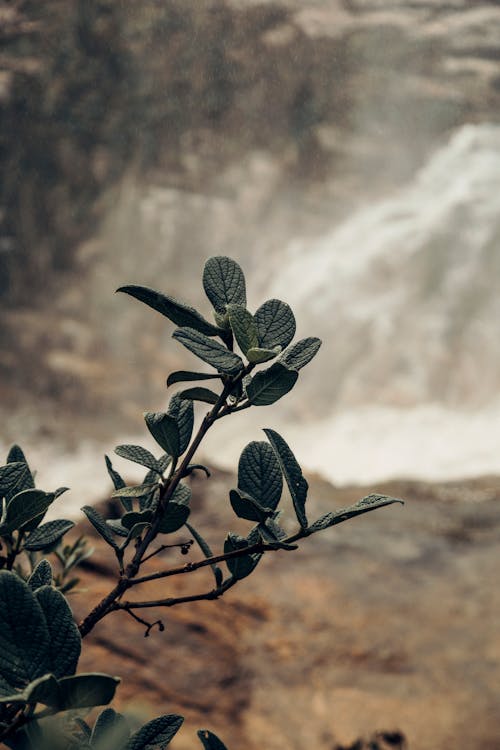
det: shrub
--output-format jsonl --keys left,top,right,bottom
{"left": 0, "top": 256, "right": 402, "bottom": 749}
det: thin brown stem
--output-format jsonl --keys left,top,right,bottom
{"left": 114, "top": 577, "right": 238, "bottom": 611}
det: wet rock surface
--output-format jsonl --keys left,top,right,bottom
{"left": 73, "top": 470, "right": 500, "bottom": 749}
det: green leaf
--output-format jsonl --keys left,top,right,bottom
{"left": 24, "top": 519, "right": 75, "bottom": 551}
{"left": 1, "top": 490, "right": 54, "bottom": 534}
{"left": 226, "top": 304, "right": 258, "bottom": 355}
{"left": 125, "top": 714, "right": 184, "bottom": 750}
{"left": 81, "top": 506, "right": 119, "bottom": 551}
{"left": 6, "top": 445, "right": 27, "bottom": 465}
{"left": 254, "top": 298, "right": 296, "bottom": 349}
{"left": 23, "top": 673, "right": 60, "bottom": 706}
{"left": 105, "top": 455, "right": 126, "bottom": 490}
{"left": 173, "top": 327, "right": 243, "bottom": 376}
{"left": 105, "top": 455, "right": 130, "bottom": 511}
{"left": 167, "top": 371, "right": 221, "bottom": 387}
{"left": 58, "top": 673, "right": 120, "bottom": 709}
{"left": 117, "top": 285, "right": 220, "bottom": 337}
{"left": 34, "top": 586, "right": 81, "bottom": 678}
{"left": 158, "top": 484, "right": 191, "bottom": 534}
{"left": 280, "top": 337, "right": 322, "bottom": 371}
{"left": 224, "top": 533, "right": 261, "bottom": 581}
{"left": 178, "top": 387, "right": 220, "bottom": 405}
{"left": 307, "top": 494, "right": 404, "bottom": 534}
{"left": 167, "top": 393, "right": 194, "bottom": 455}
{"left": 27, "top": 560, "right": 52, "bottom": 591}
{"left": 197, "top": 729, "right": 229, "bottom": 750}
{"left": 246, "top": 363, "right": 298, "bottom": 406}
{"left": 246, "top": 346, "right": 281, "bottom": 364}
{"left": 91, "top": 708, "right": 129, "bottom": 750}
{"left": 115, "top": 445, "right": 161, "bottom": 473}
{"left": 185, "top": 523, "right": 223, "bottom": 587}
{"left": 258, "top": 518, "right": 297, "bottom": 550}
{"left": 121, "top": 510, "right": 154, "bottom": 530}
{"left": 229, "top": 489, "right": 274, "bottom": 523}
{"left": 0, "top": 673, "right": 60, "bottom": 707}
{"left": 264, "top": 429, "right": 308, "bottom": 528}
{"left": 106, "top": 519, "right": 129, "bottom": 537}
{"left": 238, "top": 441, "right": 283, "bottom": 511}
{"left": 0, "top": 571, "right": 50, "bottom": 689}
{"left": 0, "top": 462, "right": 33, "bottom": 496}
{"left": 125, "top": 522, "right": 151, "bottom": 541}
{"left": 144, "top": 412, "right": 179, "bottom": 458}
{"left": 111, "top": 483, "right": 158, "bottom": 499}
{"left": 203, "top": 256, "right": 246, "bottom": 314}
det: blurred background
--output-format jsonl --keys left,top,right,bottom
{"left": 1, "top": 2, "right": 500, "bottom": 748}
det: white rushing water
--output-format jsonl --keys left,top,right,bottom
{"left": 207, "top": 123, "right": 500, "bottom": 484}
{"left": 3, "top": 123, "right": 500, "bottom": 504}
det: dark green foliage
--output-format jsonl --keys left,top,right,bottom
{"left": 0, "top": 255, "right": 404, "bottom": 750}
{"left": 254, "top": 298, "right": 296, "bottom": 349}
{"left": 238, "top": 441, "right": 282, "bottom": 510}
{"left": 173, "top": 327, "right": 243, "bottom": 375}
{"left": 117, "top": 286, "right": 220, "bottom": 337}
{"left": 202, "top": 256, "right": 246, "bottom": 314}
{"left": 246, "top": 363, "right": 298, "bottom": 406}
{"left": 179, "top": 387, "right": 220, "bottom": 404}
{"left": 224, "top": 533, "right": 261, "bottom": 580}
{"left": 264, "top": 428, "right": 309, "bottom": 528}
{"left": 197, "top": 729, "right": 229, "bottom": 750}
{"left": 280, "top": 336, "right": 322, "bottom": 371}
{"left": 167, "top": 393, "right": 194, "bottom": 455}
{"left": 226, "top": 304, "right": 258, "bottom": 355}
{"left": 306, "top": 494, "right": 404, "bottom": 534}
{"left": 125, "top": 714, "right": 184, "bottom": 750}
{"left": 114, "top": 445, "right": 161, "bottom": 473}
{"left": 24, "top": 520, "right": 75, "bottom": 551}
{"left": 167, "top": 370, "right": 222, "bottom": 387}
{"left": 144, "top": 411, "right": 180, "bottom": 458}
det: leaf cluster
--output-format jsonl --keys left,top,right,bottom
{"left": 0, "top": 256, "right": 403, "bottom": 750}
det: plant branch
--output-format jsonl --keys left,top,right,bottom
{"left": 78, "top": 370, "right": 248, "bottom": 638}
{"left": 114, "top": 576, "right": 238, "bottom": 611}
{"left": 128, "top": 539, "right": 295, "bottom": 586}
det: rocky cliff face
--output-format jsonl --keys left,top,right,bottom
{"left": 2, "top": 0, "right": 500, "bottom": 303}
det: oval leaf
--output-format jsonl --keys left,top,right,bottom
{"left": 178, "top": 387, "right": 220, "bottom": 405}
{"left": 229, "top": 488, "right": 274, "bottom": 523}
{"left": 167, "top": 370, "right": 221, "bottom": 387}
{"left": 226, "top": 304, "right": 258, "bottom": 355}
{"left": 197, "top": 730, "right": 229, "bottom": 750}
{"left": 238, "top": 441, "right": 283, "bottom": 510}
{"left": 144, "top": 412, "right": 180, "bottom": 458}
{"left": 58, "top": 673, "right": 120, "bottom": 710}
{"left": 81, "top": 506, "right": 119, "bottom": 551}
{"left": 35, "top": 586, "right": 81, "bottom": 678}
{"left": 27, "top": 560, "right": 53, "bottom": 591}
{"left": 0, "top": 571, "right": 50, "bottom": 689}
{"left": 115, "top": 445, "right": 160, "bottom": 473}
{"left": 264, "top": 428, "right": 308, "bottom": 529}
{"left": 254, "top": 298, "right": 296, "bottom": 349}
{"left": 117, "top": 285, "right": 220, "bottom": 337}
{"left": 2, "top": 490, "right": 54, "bottom": 533}
{"left": 280, "top": 337, "right": 322, "bottom": 371}
{"left": 125, "top": 714, "right": 184, "bottom": 750}
{"left": 167, "top": 393, "right": 194, "bottom": 455}
{"left": 307, "top": 494, "right": 404, "bottom": 534}
{"left": 173, "top": 327, "right": 243, "bottom": 376}
{"left": 246, "top": 346, "right": 281, "bottom": 364}
{"left": 203, "top": 256, "right": 246, "bottom": 314}
{"left": 24, "top": 519, "right": 75, "bottom": 551}
{"left": 224, "top": 533, "right": 261, "bottom": 580}
{"left": 246, "top": 363, "right": 298, "bottom": 406}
